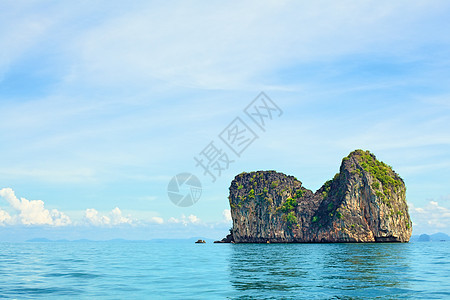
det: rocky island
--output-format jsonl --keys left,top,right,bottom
{"left": 218, "top": 150, "right": 412, "bottom": 243}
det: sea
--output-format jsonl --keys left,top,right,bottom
{"left": 0, "top": 241, "right": 449, "bottom": 299}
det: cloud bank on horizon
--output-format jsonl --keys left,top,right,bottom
{"left": 0, "top": 188, "right": 231, "bottom": 240}
{"left": 1, "top": 1, "right": 450, "bottom": 239}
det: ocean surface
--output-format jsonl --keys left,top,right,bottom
{"left": 0, "top": 241, "right": 449, "bottom": 299}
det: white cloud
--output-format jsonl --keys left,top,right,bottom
{"left": 0, "top": 188, "right": 137, "bottom": 228}
{"left": 0, "top": 188, "right": 71, "bottom": 226}
{"left": 83, "top": 207, "right": 132, "bottom": 226}
{"left": 409, "top": 200, "right": 450, "bottom": 234}
{"left": 188, "top": 214, "right": 200, "bottom": 224}
{"left": 0, "top": 208, "right": 12, "bottom": 225}
{"left": 168, "top": 214, "right": 201, "bottom": 226}
{"left": 50, "top": 209, "right": 72, "bottom": 227}
{"left": 150, "top": 216, "right": 164, "bottom": 224}
{"left": 109, "top": 207, "right": 132, "bottom": 225}
{"left": 84, "top": 208, "right": 110, "bottom": 226}
{"left": 222, "top": 209, "right": 232, "bottom": 222}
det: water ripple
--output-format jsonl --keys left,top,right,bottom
{"left": 0, "top": 242, "right": 449, "bottom": 299}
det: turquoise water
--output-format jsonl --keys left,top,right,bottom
{"left": 1, "top": 241, "right": 449, "bottom": 299}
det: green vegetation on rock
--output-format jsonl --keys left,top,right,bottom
{"left": 279, "top": 197, "right": 297, "bottom": 213}
{"left": 351, "top": 150, "right": 403, "bottom": 195}
{"left": 327, "top": 202, "right": 334, "bottom": 211}
{"left": 351, "top": 169, "right": 361, "bottom": 176}
{"left": 321, "top": 180, "right": 332, "bottom": 199}
{"left": 284, "top": 211, "right": 297, "bottom": 229}
{"left": 295, "top": 189, "right": 304, "bottom": 198}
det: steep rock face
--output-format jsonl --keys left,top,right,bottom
{"left": 228, "top": 150, "right": 412, "bottom": 243}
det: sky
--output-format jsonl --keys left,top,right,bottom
{"left": 1, "top": 1, "right": 450, "bottom": 241}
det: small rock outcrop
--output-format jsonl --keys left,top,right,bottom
{"left": 214, "top": 229, "right": 234, "bottom": 243}
{"left": 224, "top": 150, "right": 412, "bottom": 243}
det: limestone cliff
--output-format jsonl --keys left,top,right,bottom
{"left": 225, "top": 150, "right": 412, "bottom": 243}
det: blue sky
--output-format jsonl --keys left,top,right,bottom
{"left": 1, "top": 1, "right": 450, "bottom": 241}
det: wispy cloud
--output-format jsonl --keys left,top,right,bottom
{"left": 61, "top": 1, "right": 450, "bottom": 90}
{"left": 3, "top": 1, "right": 447, "bottom": 91}
{"left": 0, "top": 1, "right": 56, "bottom": 79}
{"left": 0, "top": 167, "right": 97, "bottom": 183}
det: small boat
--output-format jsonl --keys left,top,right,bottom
{"left": 195, "top": 239, "right": 206, "bottom": 244}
